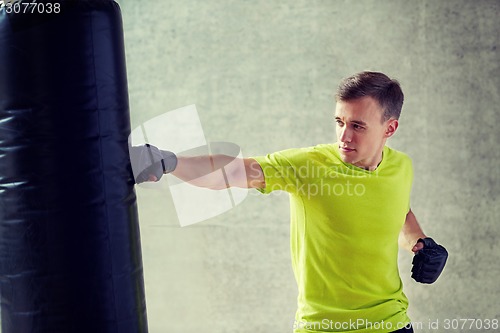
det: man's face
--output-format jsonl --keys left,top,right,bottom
{"left": 334, "top": 96, "right": 398, "bottom": 170}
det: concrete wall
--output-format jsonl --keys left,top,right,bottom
{"left": 119, "top": 1, "right": 500, "bottom": 332}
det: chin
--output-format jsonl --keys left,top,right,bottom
{"left": 339, "top": 154, "right": 355, "bottom": 165}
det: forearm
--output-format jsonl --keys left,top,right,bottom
{"left": 171, "top": 155, "right": 243, "bottom": 190}
{"left": 399, "top": 209, "right": 427, "bottom": 252}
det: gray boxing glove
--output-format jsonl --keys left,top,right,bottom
{"left": 129, "top": 144, "right": 177, "bottom": 184}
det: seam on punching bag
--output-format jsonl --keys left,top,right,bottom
{"left": 88, "top": 8, "right": 119, "bottom": 331}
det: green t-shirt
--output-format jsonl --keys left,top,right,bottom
{"left": 253, "top": 143, "right": 413, "bottom": 332}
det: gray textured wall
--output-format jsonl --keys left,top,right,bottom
{"left": 119, "top": 1, "right": 499, "bottom": 332}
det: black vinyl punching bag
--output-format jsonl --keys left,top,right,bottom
{"left": 0, "top": 1, "right": 148, "bottom": 332}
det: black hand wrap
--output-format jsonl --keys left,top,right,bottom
{"left": 411, "top": 238, "right": 448, "bottom": 284}
{"left": 129, "top": 144, "right": 178, "bottom": 184}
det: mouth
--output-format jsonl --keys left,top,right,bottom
{"left": 339, "top": 145, "right": 356, "bottom": 153}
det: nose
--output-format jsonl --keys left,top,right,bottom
{"left": 338, "top": 126, "right": 352, "bottom": 143}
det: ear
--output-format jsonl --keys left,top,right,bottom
{"left": 384, "top": 119, "right": 399, "bottom": 138}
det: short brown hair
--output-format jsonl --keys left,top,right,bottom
{"left": 335, "top": 71, "right": 404, "bottom": 121}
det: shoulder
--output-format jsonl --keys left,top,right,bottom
{"left": 384, "top": 145, "right": 412, "bottom": 165}
{"left": 252, "top": 143, "right": 337, "bottom": 167}
{"left": 276, "top": 143, "right": 338, "bottom": 161}
{"left": 311, "top": 143, "right": 337, "bottom": 153}
{"left": 382, "top": 146, "right": 414, "bottom": 180}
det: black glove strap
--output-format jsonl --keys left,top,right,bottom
{"left": 417, "top": 237, "right": 437, "bottom": 248}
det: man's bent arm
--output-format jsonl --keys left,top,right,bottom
{"left": 399, "top": 209, "right": 427, "bottom": 253}
{"left": 171, "top": 156, "right": 265, "bottom": 190}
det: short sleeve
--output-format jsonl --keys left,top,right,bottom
{"left": 252, "top": 148, "right": 309, "bottom": 195}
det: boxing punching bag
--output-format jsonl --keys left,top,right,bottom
{"left": 0, "top": 1, "right": 148, "bottom": 332}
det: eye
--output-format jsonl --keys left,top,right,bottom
{"left": 353, "top": 124, "right": 365, "bottom": 131}
{"left": 335, "top": 119, "right": 344, "bottom": 126}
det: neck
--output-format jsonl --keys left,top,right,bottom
{"left": 355, "top": 145, "right": 385, "bottom": 171}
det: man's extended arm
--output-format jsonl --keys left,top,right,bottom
{"left": 399, "top": 209, "right": 427, "bottom": 253}
{"left": 130, "top": 144, "right": 265, "bottom": 189}
{"left": 171, "top": 156, "right": 265, "bottom": 190}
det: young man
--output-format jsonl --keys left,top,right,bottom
{"left": 132, "top": 72, "right": 446, "bottom": 332}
